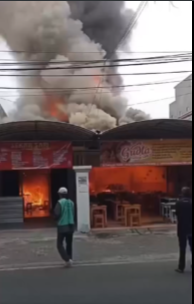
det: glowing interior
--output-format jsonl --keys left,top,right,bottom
{"left": 90, "top": 167, "right": 168, "bottom": 194}
{"left": 89, "top": 166, "right": 170, "bottom": 226}
{"left": 22, "top": 170, "right": 50, "bottom": 218}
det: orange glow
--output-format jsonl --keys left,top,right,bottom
{"left": 90, "top": 167, "right": 167, "bottom": 194}
{"left": 22, "top": 170, "right": 50, "bottom": 218}
{"left": 46, "top": 95, "right": 69, "bottom": 122}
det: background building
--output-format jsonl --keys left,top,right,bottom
{"left": 170, "top": 74, "right": 192, "bottom": 121}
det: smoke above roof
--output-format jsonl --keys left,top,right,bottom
{"left": 0, "top": 1, "right": 150, "bottom": 130}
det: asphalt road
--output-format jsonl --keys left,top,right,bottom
{"left": 0, "top": 262, "right": 192, "bottom": 304}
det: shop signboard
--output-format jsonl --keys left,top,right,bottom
{"left": 0, "top": 142, "right": 73, "bottom": 170}
{"left": 100, "top": 140, "right": 192, "bottom": 167}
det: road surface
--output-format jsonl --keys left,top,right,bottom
{"left": 0, "top": 228, "right": 179, "bottom": 270}
{"left": 0, "top": 261, "right": 192, "bottom": 304}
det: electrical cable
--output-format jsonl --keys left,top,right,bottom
{"left": 0, "top": 78, "right": 192, "bottom": 91}
{"left": 0, "top": 92, "right": 192, "bottom": 107}
{"left": 0, "top": 58, "right": 192, "bottom": 72}
{"left": 0, "top": 53, "right": 192, "bottom": 65}
{"left": 0, "top": 70, "right": 192, "bottom": 77}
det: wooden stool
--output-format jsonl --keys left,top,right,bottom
{"left": 122, "top": 205, "right": 132, "bottom": 227}
{"left": 128, "top": 205, "right": 141, "bottom": 227}
{"left": 93, "top": 214, "right": 105, "bottom": 228}
{"left": 129, "top": 213, "right": 141, "bottom": 227}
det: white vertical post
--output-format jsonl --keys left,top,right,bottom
{"left": 74, "top": 166, "right": 92, "bottom": 233}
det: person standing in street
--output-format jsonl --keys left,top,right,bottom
{"left": 175, "top": 187, "right": 192, "bottom": 273}
{"left": 54, "top": 187, "right": 75, "bottom": 267}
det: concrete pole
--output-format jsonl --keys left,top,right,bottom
{"left": 73, "top": 166, "right": 92, "bottom": 233}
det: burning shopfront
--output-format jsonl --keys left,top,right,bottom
{"left": 0, "top": 119, "right": 192, "bottom": 230}
{"left": 0, "top": 120, "right": 94, "bottom": 226}
{"left": 0, "top": 2, "right": 192, "bottom": 230}
{"left": 89, "top": 120, "right": 193, "bottom": 229}
{"left": 0, "top": 141, "right": 73, "bottom": 223}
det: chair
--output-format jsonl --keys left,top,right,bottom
{"left": 93, "top": 214, "right": 105, "bottom": 228}
{"left": 127, "top": 205, "right": 142, "bottom": 227}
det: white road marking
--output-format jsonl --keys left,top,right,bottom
{"left": 0, "top": 258, "right": 178, "bottom": 273}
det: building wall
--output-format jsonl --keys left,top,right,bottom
{"left": 170, "top": 74, "right": 192, "bottom": 120}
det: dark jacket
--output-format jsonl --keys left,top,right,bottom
{"left": 176, "top": 197, "right": 192, "bottom": 236}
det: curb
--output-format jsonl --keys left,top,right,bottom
{"left": 0, "top": 225, "right": 176, "bottom": 238}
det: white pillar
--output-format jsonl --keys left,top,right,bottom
{"left": 74, "top": 166, "right": 92, "bottom": 233}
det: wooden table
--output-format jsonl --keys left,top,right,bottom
{"left": 90, "top": 205, "right": 108, "bottom": 228}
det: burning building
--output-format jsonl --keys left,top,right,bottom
{"left": 0, "top": 1, "right": 150, "bottom": 131}
{"left": 0, "top": 119, "right": 192, "bottom": 231}
{"left": 0, "top": 2, "right": 192, "bottom": 231}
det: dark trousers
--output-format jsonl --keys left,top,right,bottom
{"left": 178, "top": 234, "right": 192, "bottom": 271}
{"left": 57, "top": 232, "right": 73, "bottom": 262}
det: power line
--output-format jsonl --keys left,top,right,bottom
{"left": 0, "top": 78, "right": 192, "bottom": 91}
{"left": 0, "top": 85, "right": 191, "bottom": 98}
{"left": 0, "top": 53, "right": 191, "bottom": 65}
{"left": 0, "top": 70, "right": 192, "bottom": 77}
{"left": 128, "top": 93, "right": 192, "bottom": 107}
{"left": 119, "top": 1, "right": 148, "bottom": 48}
{"left": 0, "top": 93, "right": 192, "bottom": 108}
{"left": 0, "top": 59, "right": 192, "bottom": 72}
{"left": 0, "top": 49, "right": 192, "bottom": 54}
{"left": 0, "top": 53, "right": 191, "bottom": 64}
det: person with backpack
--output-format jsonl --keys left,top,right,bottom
{"left": 54, "top": 187, "right": 75, "bottom": 267}
{"left": 175, "top": 187, "right": 192, "bottom": 273}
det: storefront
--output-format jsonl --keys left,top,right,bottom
{"left": 89, "top": 138, "right": 192, "bottom": 228}
{"left": 0, "top": 141, "right": 74, "bottom": 223}
{"left": 0, "top": 119, "right": 192, "bottom": 231}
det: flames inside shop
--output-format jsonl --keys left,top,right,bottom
{"left": 0, "top": 120, "right": 192, "bottom": 229}
{"left": 0, "top": 163, "right": 192, "bottom": 227}
{"left": 0, "top": 168, "right": 76, "bottom": 221}
{"left": 22, "top": 170, "right": 50, "bottom": 218}
{"left": 0, "top": 141, "right": 76, "bottom": 224}
{"left": 89, "top": 166, "right": 192, "bottom": 227}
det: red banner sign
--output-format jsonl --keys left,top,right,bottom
{"left": 0, "top": 142, "right": 73, "bottom": 170}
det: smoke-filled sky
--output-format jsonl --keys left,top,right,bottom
{"left": 0, "top": 1, "right": 192, "bottom": 128}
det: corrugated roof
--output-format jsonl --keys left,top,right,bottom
{"left": 101, "top": 119, "right": 192, "bottom": 140}
{"left": 0, "top": 121, "right": 96, "bottom": 141}
{"left": 0, "top": 119, "right": 192, "bottom": 142}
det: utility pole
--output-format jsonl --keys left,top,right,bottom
{"left": 0, "top": 103, "right": 7, "bottom": 119}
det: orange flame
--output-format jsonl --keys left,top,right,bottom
{"left": 46, "top": 94, "right": 69, "bottom": 122}
{"left": 22, "top": 170, "right": 50, "bottom": 218}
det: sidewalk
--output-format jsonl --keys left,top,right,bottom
{"left": 0, "top": 227, "right": 180, "bottom": 270}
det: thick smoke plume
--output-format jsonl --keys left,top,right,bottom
{"left": 0, "top": 1, "right": 150, "bottom": 131}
